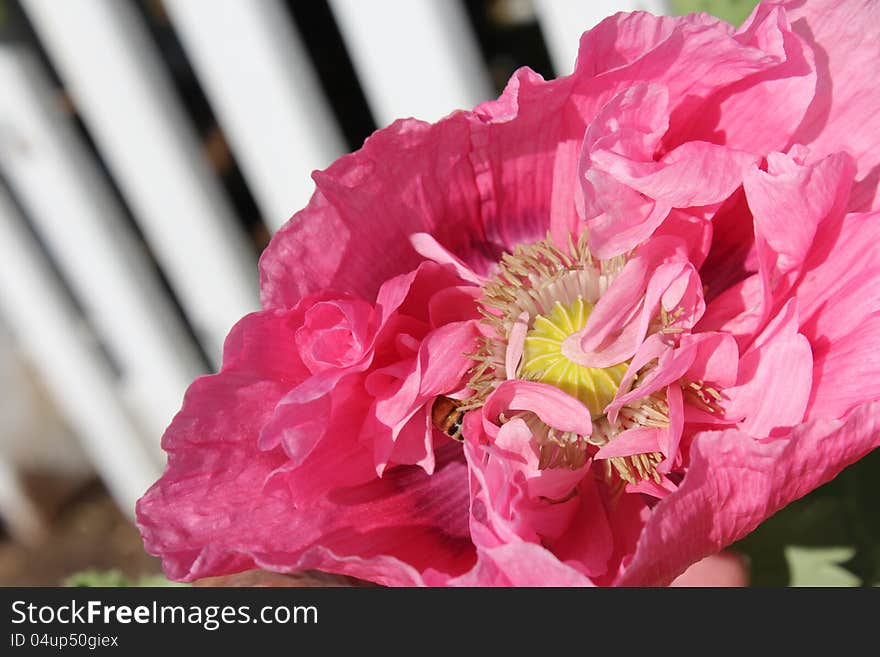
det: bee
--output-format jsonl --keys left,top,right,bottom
{"left": 431, "top": 395, "right": 466, "bottom": 442}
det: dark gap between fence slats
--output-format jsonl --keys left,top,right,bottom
{"left": 463, "top": 0, "right": 557, "bottom": 92}
{"left": 283, "top": 0, "right": 377, "bottom": 151}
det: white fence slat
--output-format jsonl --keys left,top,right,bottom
{"left": 21, "top": 0, "right": 259, "bottom": 364}
{"left": 534, "top": 0, "right": 670, "bottom": 75}
{"left": 164, "top": 0, "right": 345, "bottom": 232}
{"left": 0, "top": 47, "right": 203, "bottom": 457}
{"left": 328, "top": 0, "right": 493, "bottom": 126}
{"left": 0, "top": 188, "right": 161, "bottom": 518}
{"left": 0, "top": 457, "right": 46, "bottom": 544}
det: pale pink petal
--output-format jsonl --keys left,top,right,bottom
{"left": 664, "top": 4, "right": 816, "bottom": 156}
{"left": 726, "top": 299, "right": 812, "bottom": 437}
{"left": 409, "top": 232, "right": 487, "bottom": 286}
{"left": 660, "top": 381, "right": 685, "bottom": 472}
{"left": 791, "top": 209, "right": 880, "bottom": 419}
{"left": 670, "top": 552, "right": 748, "bottom": 587}
{"left": 744, "top": 150, "right": 855, "bottom": 276}
{"left": 787, "top": 0, "right": 880, "bottom": 211}
{"left": 483, "top": 380, "right": 593, "bottom": 436}
{"left": 808, "top": 314, "right": 880, "bottom": 421}
{"left": 371, "top": 321, "right": 478, "bottom": 473}
{"left": 505, "top": 311, "right": 529, "bottom": 380}
{"left": 595, "top": 427, "right": 662, "bottom": 460}
{"left": 568, "top": 237, "right": 704, "bottom": 369}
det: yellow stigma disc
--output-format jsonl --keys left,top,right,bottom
{"left": 520, "top": 297, "right": 628, "bottom": 417}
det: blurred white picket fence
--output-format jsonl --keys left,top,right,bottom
{"left": 0, "top": 0, "right": 667, "bottom": 538}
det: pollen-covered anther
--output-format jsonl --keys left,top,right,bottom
{"left": 591, "top": 398, "right": 668, "bottom": 484}
{"left": 521, "top": 412, "right": 591, "bottom": 470}
{"left": 683, "top": 380, "right": 725, "bottom": 414}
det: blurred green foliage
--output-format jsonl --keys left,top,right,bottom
{"left": 670, "top": 0, "right": 761, "bottom": 25}
{"left": 65, "top": 569, "right": 186, "bottom": 588}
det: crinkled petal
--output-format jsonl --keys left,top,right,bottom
{"left": 260, "top": 118, "right": 487, "bottom": 309}
{"left": 617, "top": 400, "right": 880, "bottom": 586}
{"left": 726, "top": 299, "right": 812, "bottom": 437}
{"left": 787, "top": 0, "right": 880, "bottom": 211}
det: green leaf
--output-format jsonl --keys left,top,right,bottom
{"left": 64, "top": 569, "right": 186, "bottom": 588}
{"left": 785, "top": 547, "right": 861, "bottom": 587}
{"left": 669, "top": 0, "right": 761, "bottom": 26}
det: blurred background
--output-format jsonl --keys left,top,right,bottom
{"left": 0, "top": 0, "right": 876, "bottom": 587}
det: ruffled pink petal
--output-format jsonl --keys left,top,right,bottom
{"left": 375, "top": 261, "right": 468, "bottom": 327}
{"left": 793, "top": 209, "right": 880, "bottom": 419}
{"left": 465, "top": 421, "right": 581, "bottom": 546}
{"left": 566, "top": 237, "right": 704, "bottom": 368}
{"left": 295, "top": 297, "right": 375, "bottom": 373}
{"left": 660, "top": 381, "right": 685, "bottom": 472}
{"left": 428, "top": 285, "right": 482, "bottom": 327}
{"left": 681, "top": 331, "right": 740, "bottom": 389}
{"left": 701, "top": 151, "right": 856, "bottom": 349}
{"left": 505, "top": 311, "right": 529, "bottom": 380}
{"left": 787, "top": 0, "right": 880, "bottom": 211}
{"left": 219, "top": 308, "right": 317, "bottom": 383}
{"left": 370, "top": 321, "right": 478, "bottom": 474}
{"left": 745, "top": 149, "right": 855, "bottom": 277}
{"left": 409, "top": 232, "right": 486, "bottom": 286}
{"left": 490, "top": 419, "right": 585, "bottom": 502}
{"left": 545, "top": 478, "right": 614, "bottom": 578}
{"left": 141, "top": 384, "right": 475, "bottom": 585}
{"left": 726, "top": 299, "right": 812, "bottom": 438}
{"left": 469, "top": 68, "right": 590, "bottom": 252}
{"left": 573, "top": 8, "right": 803, "bottom": 257}
{"left": 483, "top": 380, "right": 593, "bottom": 436}
{"left": 462, "top": 429, "right": 610, "bottom": 582}
{"left": 664, "top": 4, "right": 816, "bottom": 156}
{"left": 617, "top": 400, "right": 880, "bottom": 586}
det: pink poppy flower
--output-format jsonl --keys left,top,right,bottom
{"left": 137, "top": 0, "right": 880, "bottom": 586}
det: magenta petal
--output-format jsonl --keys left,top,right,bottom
{"left": 546, "top": 479, "right": 614, "bottom": 578}
{"left": 141, "top": 399, "right": 475, "bottom": 585}
{"left": 617, "top": 400, "right": 880, "bottom": 586}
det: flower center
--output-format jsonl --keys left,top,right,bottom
{"left": 519, "top": 297, "right": 628, "bottom": 417}
{"left": 463, "top": 232, "right": 667, "bottom": 481}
